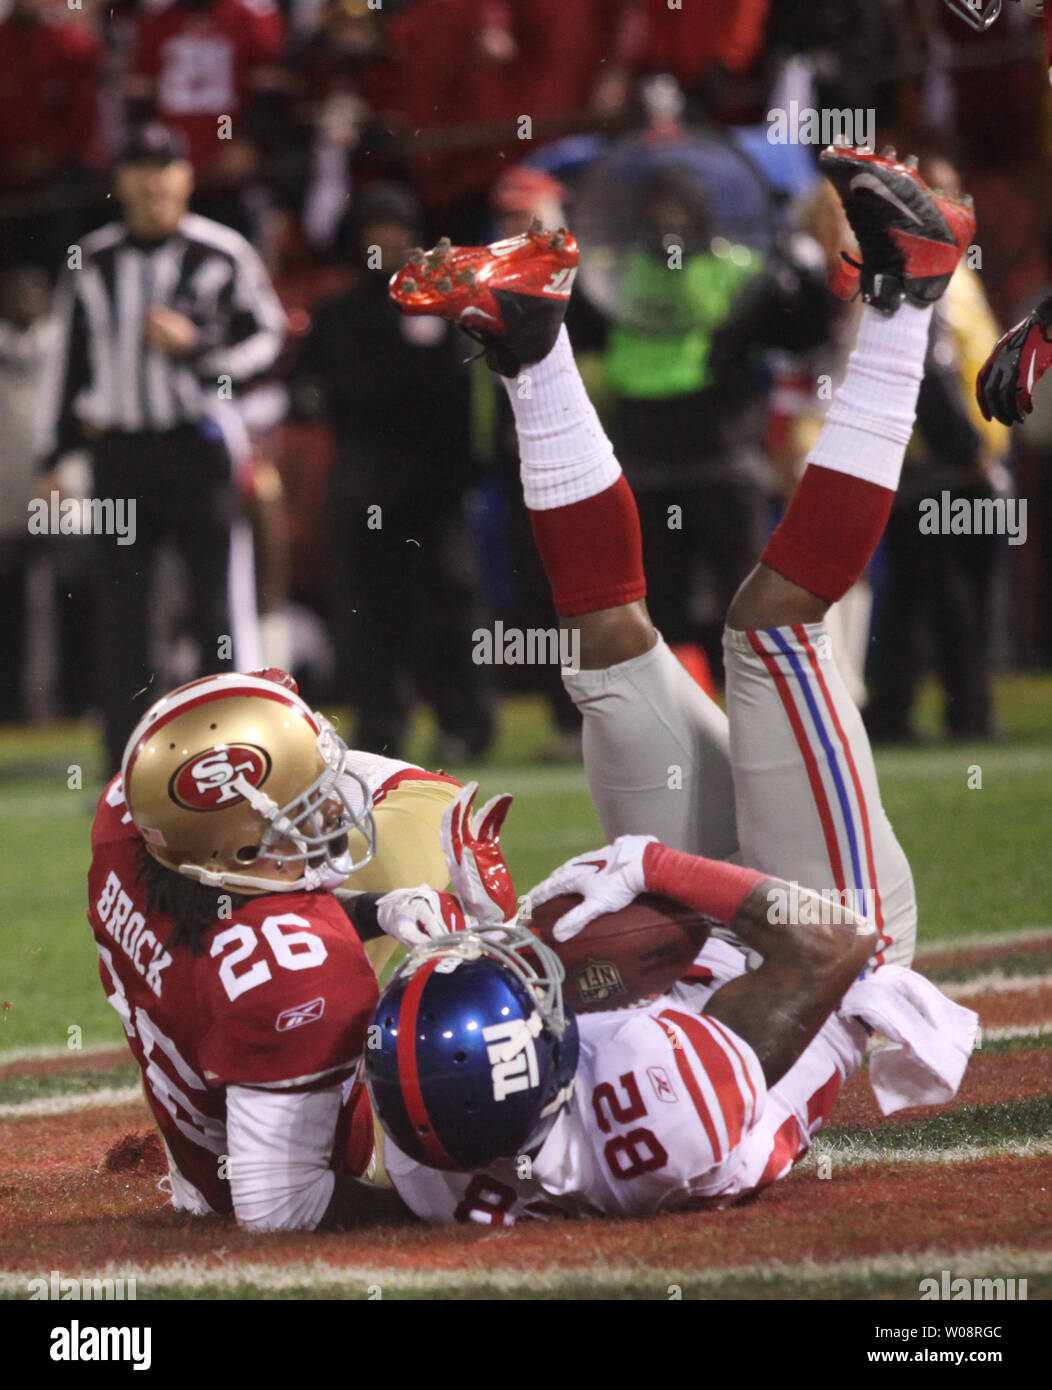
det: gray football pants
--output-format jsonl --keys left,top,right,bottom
{"left": 562, "top": 623, "right": 916, "bottom": 969}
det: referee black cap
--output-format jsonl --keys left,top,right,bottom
{"left": 117, "top": 122, "right": 190, "bottom": 168}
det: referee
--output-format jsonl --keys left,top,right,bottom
{"left": 35, "top": 123, "right": 287, "bottom": 775}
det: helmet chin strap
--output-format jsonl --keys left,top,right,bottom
{"left": 299, "top": 850, "right": 355, "bottom": 892}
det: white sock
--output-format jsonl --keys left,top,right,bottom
{"left": 809, "top": 302, "right": 933, "bottom": 490}
{"left": 500, "top": 326, "right": 620, "bottom": 510}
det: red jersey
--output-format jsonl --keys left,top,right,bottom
{"left": 88, "top": 776, "right": 378, "bottom": 1216}
{"left": 0, "top": 14, "right": 102, "bottom": 188}
{"left": 130, "top": 0, "right": 284, "bottom": 171}
{"left": 636, "top": 0, "right": 770, "bottom": 83}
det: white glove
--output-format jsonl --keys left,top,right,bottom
{"left": 375, "top": 886, "right": 470, "bottom": 949}
{"left": 440, "top": 781, "right": 517, "bottom": 925}
{"left": 526, "top": 834, "right": 656, "bottom": 943}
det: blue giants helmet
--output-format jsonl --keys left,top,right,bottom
{"left": 365, "top": 926, "right": 579, "bottom": 1171}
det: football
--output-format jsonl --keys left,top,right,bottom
{"left": 527, "top": 893, "right": 713, "bottom": 1013}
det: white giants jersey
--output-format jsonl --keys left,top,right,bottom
{"left": 385, "top": 996, "right": 767, "bottom": 1226}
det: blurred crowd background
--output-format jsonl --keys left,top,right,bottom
{"left": 2, "top": 0, "right": 1051, "bottom": 769}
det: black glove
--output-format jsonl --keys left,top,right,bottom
{"left": 976, "top": 293, "right": 1052, "bottom": 425}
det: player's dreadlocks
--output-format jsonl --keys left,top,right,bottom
{"left": 135, "top": 842, "right": 249, "bottom": 955}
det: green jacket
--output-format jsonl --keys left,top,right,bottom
{"left": 604, "top": 246, "right": 762, "bottom": 400}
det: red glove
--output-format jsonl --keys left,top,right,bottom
{"left": 976, "top": 294, "right": 1052, "bottom": 425}
{"left": 440, "top": 781, "right": 517, "bottom": 924}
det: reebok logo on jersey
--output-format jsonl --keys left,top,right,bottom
{"left": 275, "top": 997, "right": 326, "bottom": 1031}
{"left": 647, "top": 1066, "right": 678, "bottom": 1104}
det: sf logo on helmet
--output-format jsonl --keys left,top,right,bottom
{"left": 169, "top": 745, "right": 272, "bottom": 811}
{"left": 483, "top": 1015, "right": 542, "bottom": 1102}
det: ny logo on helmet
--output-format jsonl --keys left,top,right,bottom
{"left": 483, "top": 1015, "right": 542, "bottom": 1101}
{"left": 169, "top": 745, "right": 272, "bottom": 811}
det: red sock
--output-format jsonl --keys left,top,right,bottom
{"left": 528, "top": 475, "right": 647, "bottom": 616}
{"left": 760, "top": 465, "right": 894, "bottom": 604}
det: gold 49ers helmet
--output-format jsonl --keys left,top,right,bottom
{"left": 121, "top": 672, "right": 376, "bottom": 894}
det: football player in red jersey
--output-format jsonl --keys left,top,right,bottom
{"left": 89, "top": 667, "right": 473, "bottom": 1231}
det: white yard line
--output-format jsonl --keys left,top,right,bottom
{"left": 0, "top": 1041, "right": 126, "bottom": 1066}
{"left": 1, "top": 1248, "right": 1048, "bottom": 1297}
{"left": 915, "top": 925, "right": 1052, "bottom": 957}
{"left": 0, "top": 1086, "right": 143, "bottom": 1119}
{"left": 979, "top": 1020, "right": 1052, "bottom": 1043}
{"left": 805, "top": 1137, "right": 1052, "bottom": 1168}
{"left": 943, "top": 970, "right": 1052, "bottom": 1000}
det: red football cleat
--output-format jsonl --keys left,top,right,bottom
{"left": 389, "top": 221, "right": 579, "bottom": 376}
{"left": 818, "top": 146, "right": 976, "bottom": 314}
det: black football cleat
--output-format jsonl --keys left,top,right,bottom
{"left": 819, "top": 146, "right": 976, "bottom": 314}
{"left": 388, "top": 222, "right": 579, "bottom": 376}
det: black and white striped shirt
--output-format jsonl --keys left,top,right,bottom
{"left": 35, "top": 213, "right": 287, "bottom": 465}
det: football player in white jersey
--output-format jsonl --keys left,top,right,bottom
{"left": 363, "top": 147, "right": 981, "bottom": 1224}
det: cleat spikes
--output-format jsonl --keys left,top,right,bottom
{"left": 904, "top": 154, "right": 920, "bottom": 170}
{"left": 881, "top": 145, "right": 897, "bottom": 161}
{"left": 388, "top": 224, "right": 579, "bottom": 376}
{"left": 407, "top": 247, "right": 426, "bottom": 266}
{"left": 529, "top": 217, "right": 544, "bottom": 235}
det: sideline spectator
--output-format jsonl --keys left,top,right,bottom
{"left": 0, "top": 0, "right": 103, "bottom": 270}
{"left": 600, "top": 163, "right": 830, "bottom": 679}
{"left": 0, "top": 267, "right": 59, "bottom": 719}
{"left": 126, "top": 0, "right": 284, "bottom": 233}
{"left": 865, "top": 155, "right": 1011, "bottom": 743}
{"left": 287, "top": 0, "right": 404, "bottom": 254}
{"left": 290, "top": 182, "right": 494, "bottom": 763}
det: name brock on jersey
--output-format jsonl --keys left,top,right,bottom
{"left": 95, "top": 869, "right": 173, "bottom": 998}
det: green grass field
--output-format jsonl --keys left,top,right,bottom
{"left": 2, "top": 672, "right": 1051, "bottom": 1056}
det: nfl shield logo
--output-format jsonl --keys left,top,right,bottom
{"left": 573, "top": 959, "right": 628, "bottom": 1007}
